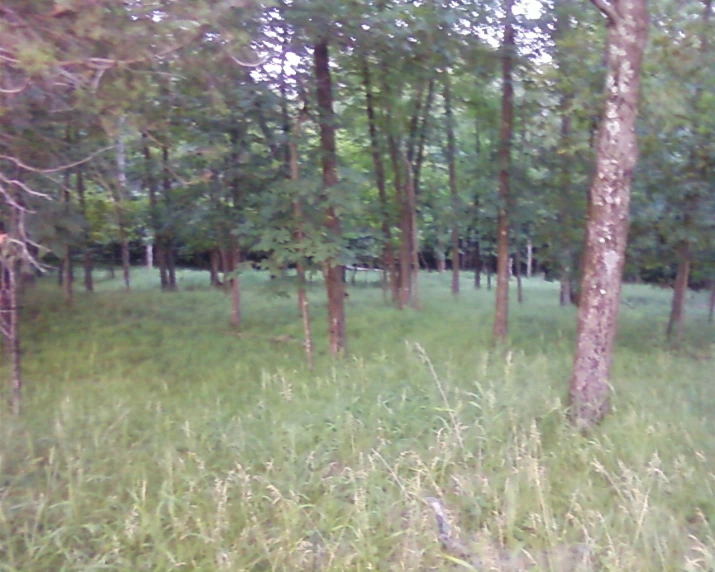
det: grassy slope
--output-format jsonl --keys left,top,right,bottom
{"left": 0, "top": 268, "right": 713, "bottom": 571}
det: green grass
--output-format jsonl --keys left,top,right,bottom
{"left": 1, "top": 268, "right": 713, "bottom": 571}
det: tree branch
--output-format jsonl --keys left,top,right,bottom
{"left": 590, "top": 0, "right": 619, "bottom": 26}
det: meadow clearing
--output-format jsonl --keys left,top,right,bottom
{"left": 0, "top": 269, "right": 713, "bottom": 571}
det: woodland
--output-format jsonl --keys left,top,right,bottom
{"left": 0, "top": 0, "right": 714, "bottom": 570}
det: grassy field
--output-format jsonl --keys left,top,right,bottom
{"left": 1, "top": 268, "right": 713, "bottom": 571}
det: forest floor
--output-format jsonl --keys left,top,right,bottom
{"left": 1, "top": 268, "right": 713, "bottom": 571}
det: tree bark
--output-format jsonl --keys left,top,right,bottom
{"left": 445, "top": 73, "right": 460, "bottom": 297}
{"left": 569, "top": 0, "right": 649, "bottom": 429}
{"left": 229, "top": 241, "right": 241, "bottom": 329}
{"left": 515, "top": 243, "right": 523, "bottom": 304}
{"left": 161, "top": 144, "right": 177, "bottom": 291}
{"left": 474, "top": 241, "right": 482, "bottom": 289}
{"left": 76, "top": 166, "right": 93, "bottom": 292}
{"left": 115, "top": 126, "right": 131, "bottom": 291}
{"left": 708, "top": 279, "right": 715, "bottom": 324}
{"left": 493, "top": 0, "right": 515, "bottom": 342}
{"left": 210, "top": 248, "right": 221, "bottom": 287}
{"left": 526, "top": 238, "right": 533, "bottom": 278}
{"left": 314, "top": 40, "right": 346, "bottom": 356}
{"left": 666, "top": 246, "right": 690, "bottom": 342}
{"left": 62, "top": 168, "right": 73, "bottom": 306}
{"left": 143, "top": 133, "right": 169, "bottom": 290}
{"left": 289, "top": 111, "right": 314, "bottom": 369}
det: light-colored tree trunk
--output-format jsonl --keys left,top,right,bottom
{"left": 115, "top": 126, "right": 131, "bottom": 291}
{"left": 569, "top": 0, "right": 649, "bottom": 429}
{"left": 526, "top": 238, "right": 533, "bottom": 278}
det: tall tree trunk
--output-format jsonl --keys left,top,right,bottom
{"left": 1, "top": 206, "right": 23, "bottom": 414}
{"left": 474, "top": 241, "right": 482, "bottom": 288}
{"left": 314, "top": 40, "right": 346, "bottom": 356}
{"left": 115, "top": 126, "right": 131, "bottom": 291}
{"left": 404, "top": 152, "right": 420, "bottom": 309}
{"left": 361, "top": 58, "right": 397, "bottom": 304}
{"left": 387, "top": 135, "right": 411, "bottom": 309}
{"left": 162, "top": 144, "right": 177, "bottom": 291}
{"left": 445, "top": 74, "right": 460, "bottom": 297}
{"left": 708, "top": 279, "right": 715, "bottom": 324}
{"left": 143, "top": 133, "right": 168, "bottom": 289}
{"left": 666, "top": 246, "right": 690, "bottom": 342}
{"left": 76, "top": 167, "right": 93, "bottom": 292}
{"left": 289, "top": 111, "right": 314, "bottom": 369}
{"left": 666, "top": 0, "right": 710, "bottom": 341}
{"left": 412, "top": 77, "right": 435, "bottom": 196}
{"left": 62, "top": 168, "right": 73, "bottom": 306}
{"left": 229, "top": 241, "right": 241, "bottom": 329}
{"left": 493, "top": 0, "right": 515, "bottom": 341}
{"left": 569, "top": 0, "right": 649, "bottom": 429}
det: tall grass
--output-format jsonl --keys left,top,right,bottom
{"left": 0, "top": 268, "right": 713, "bottom": 570}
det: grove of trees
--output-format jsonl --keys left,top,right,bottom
{"left": 1, "top": 0, "right": 713, "bottom": 424}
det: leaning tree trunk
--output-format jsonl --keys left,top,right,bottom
{"left": 314, "top": 39, "right": 346, "bottom": 356}
{"left": 493, "top": 0, "right": 515, "bottom": 342}
{"left": 569, "top": 0, "right": 649, "bottom": 429}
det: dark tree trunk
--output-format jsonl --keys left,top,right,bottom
{"left": 362, "top": 58, "right": 397, "bottom": 305}
{"left": 314, "top": 40, "right": 346, "bottom": 356}
{"left": 493, "top": 0, "right": 515, "bottom": 341}
{"left": 162, "top": 144, "right": 177, "bottom": 291}
{"left": 210, "top": 249, "right": 221, "bottom": 287}
{"left": 445, "top": 74, "right": 460, "bottom": 297}
{"left": 560, "top": 269, "right": 572, "bottom": 307}
{"left": 708, "top": 280, "right": 715, "bottom": 324}
{"left": 666, "top": 0, "right": 710, "bottom": 341}
{"left": 569, "top": 0, "right": 649, "bottom": 429}
{"left": 666, "top": 247, "right": 690, "bottom": 342}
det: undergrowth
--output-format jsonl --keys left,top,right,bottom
{"left": 0, "top": 269, "right": 713, "bottom": 571}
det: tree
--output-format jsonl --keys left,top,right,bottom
{"left": 569, "top": 0, "right": 649, "bottom": 429}
{"left": 314, "top": 39, "right": 347, "bottom": 356}
{"left": 493, "top": 0, "right": 516, "bottom": 341}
